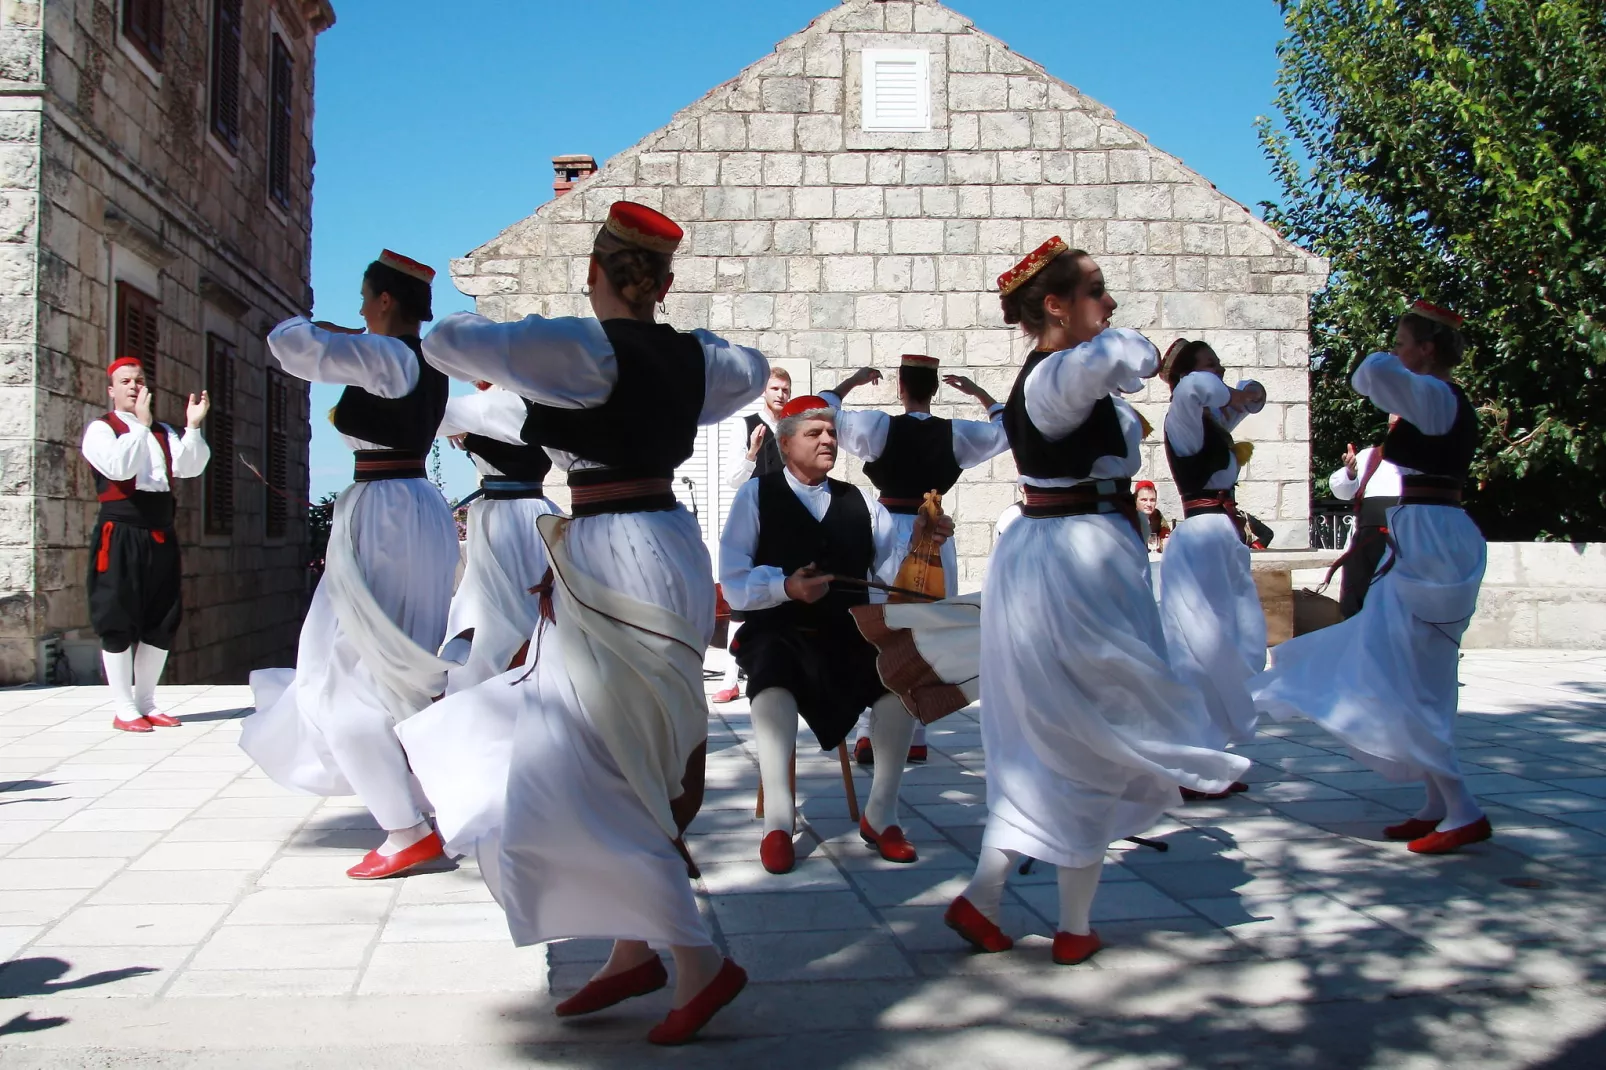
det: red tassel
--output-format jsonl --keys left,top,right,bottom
{"left": 96, "top": 522, "right": 114, "bottom": 573}
{"left": 151, "top": 530, "right": 166, "bottom": 544}
{"left": 529, "top": 568, "right": 556, "bottom": 626}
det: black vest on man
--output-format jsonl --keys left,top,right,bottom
{"left": 1165, "top": 413, "right": 1236, "bottom": 499}
{"left": 331, "top": 335, "right": 449, "bottom": 456}
{"left": 1004, "top": 349, "right": 1128, "bottom": 481}
{"left": 733, "top": 472, "right": 887, "bottom": 750}
{"left": 1381, "top": 383, "right": 1478, "bottom": 486}
{"left": 862, "top": 414, "right": 962, "bottom": 512}
{"left": 743, "top": 412, "right": 785, "bottom": 480}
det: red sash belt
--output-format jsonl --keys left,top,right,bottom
{"left": 352, "top": 450, "right": 427, "bottom": 482}
{"left": 877, "top": 495, "right": 924, "bottom": 515}
{"left": 1182, "top": 492, "right": 1238, "bottom": 520}
{"left": 568, "top": 476, "right": 676, "bottom": 517}
{"left": 1020, "top": 480, "right": 1141, "bottom": 538}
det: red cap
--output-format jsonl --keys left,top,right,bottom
{"left": 779, "top": 395, "right": 832, "bottom": 420}
{"left": 998, "top": 237, "right": 1069, "bottom": 296}
{"left": 1134, "top": 480, "right": 1157, "bottom": 494}
{"left": 604, "top": 201, "right": 684, "bottom": 254}
{"left": 1409, "top": 299, "right": 1464, "bottom": 329}
{"left": 107, "top": 357, "right": 144, "bottom": 379}
{"left": 901, "top": 354, "right": 940, "bottom": 369}
{"left": 379, "top": 249, "right": 435, "bottom": 284}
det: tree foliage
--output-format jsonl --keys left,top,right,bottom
{"left": 1260, "top": 0, "right": 1606, "bottom": 540}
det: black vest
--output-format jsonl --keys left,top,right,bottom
{"left": 743, "top": 412, "right": 785, "bottom": 479}
{"left": 521, "top": 320, "right": 705, "bottom": 478}
{"left": 331, "top": 335, "right": 449, "bottom": 455}
{"left": 1003, "top": 350, "right": 1129, "bottom": 481}
{"left": 1381, "top": 382, "right": 1478, "bottom": 486}
{"left": 861, "top": 414, "right": 961, "bottom": 510}
{"left": 462, "top": 431, "right": 552, "bottom": 484}
{"left": 1165, "top": 412, "right": 1236, "bottom": 498}
{"left": 746, "top": 472, "right": 874, "bottom": 632}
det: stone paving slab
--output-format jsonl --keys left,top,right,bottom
{"left": 0, "top": 650, "right": 1604, "bottom": 1067}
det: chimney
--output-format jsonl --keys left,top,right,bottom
{"left": 552, "top": 154, "right": 598, "bottom": 198}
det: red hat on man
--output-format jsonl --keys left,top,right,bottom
{"left": 106, "top": 357, "right": 144, "bottom": 379}
{"left": 779, "top": 395, "right": 832, "bottom": 421}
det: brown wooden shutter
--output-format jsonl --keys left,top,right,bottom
{"left": 264, "top": 368, "right": 290, "bottom": 538}
{"left": 203, "top": 334, "right": 236, "bottom": 535}
{"left": 115, "top": 281, "right": 160, "bottom": 386}
{"left": 268, "top": 35, "right": 294, "bottom": 209}
{"left": 209, "top": 0, "right": 242, "bottom": 149}
{"left": 122, "top": 0, "right": 165, "bottom": 68}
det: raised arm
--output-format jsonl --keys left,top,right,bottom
{"left": 693, "top": 330, "right": 769, "bottom": 425}
{"left": 1329, "top": 448, "right": 1363, "bottom": 501}
{"left": 167, "top": 423, "right": 211, "bottom": 478}
{"left": 268, "top": 317, "right": 419, "bottom": 398}
{"left": 818, "top": 392, "right": 891, "bottom": 461}
{"left": 422, "top": 312, "right": 616, "bottom": 409}
{"left": 1024, "top": 328, "right": 1159, "bottom": 440}
{"left": 437, "top": 389, "right": 529, "bottom": 444}
{"left": 1164, "top": 371, "right": 1234, "bottom": 457}
{"left": 1352, "top": 352, "right": 1458, "bottom": 435}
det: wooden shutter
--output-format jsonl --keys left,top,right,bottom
{"left": 264, "top": 368, "right": 290, "bottom": 538}
{"left": 203, "top": 335, "right": 236, "bottom": 535}
{"left": 209, "top": 0, "right": 242, "bottom": 149}
{"left": 122, "top": 0, "right": 165, "bottom": 68}
{"left": 115, "top": 281, "right": 160, "bottom": 386}
{"left": 267, "top": 35, "right": 294, "bottom": 208}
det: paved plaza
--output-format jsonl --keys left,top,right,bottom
{"left": 1, "top": 650, "right": 1604, "bottom": 1067}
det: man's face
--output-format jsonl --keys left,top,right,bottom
{"left": 1136, "top": 488, "right": 1157, "bottom": 514}
{"left": 108, "top": 365, "right": 144, "bottom": 411}
{"left": 764, "top": 376, "right": 791, "bottom": 415}
{"left": 780, "top": 415, "right": 837, "bottom": 480}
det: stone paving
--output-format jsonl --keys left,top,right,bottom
{"left": 1, "top": 650, "right": 1604, "bottom": 1067}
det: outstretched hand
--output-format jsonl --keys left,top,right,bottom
{"left": 943, "top": 373, "right": 998, "bottom": 409}
{"left": 185, "top": 391, "right": 210, "bottom": 430}
{"left": 133, "top": 385, "right": 154, "bottom": 428}
{"left": 746, "top": 423, "right": 767, "bottom": 460}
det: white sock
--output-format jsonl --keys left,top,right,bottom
{"left": 852, "top": 709, "right": 872, "bottom": 745}
{"left": 132, "top": 643, "right": 168, "bottom": 716}
{"left": 1430, "top": 773, "right": 1484, "bottom": 830}
{"left": 1413, "top": 777, "right": 1447, "bottom": 823}
{"left": 961, "top": 846, "right": 1017, "bottom": 923}
{"left": 102, "top": 649, "right": 139, "bottom": 720}
{"left": 750, "top": 688, "right": 798, "bottom": 837}
{"left": 378, "top": 820, "right": 433, "bottom": 857}
{"left": 865, "top": 694, "right": 915, "bottom": 833}
{"left": 911, "top": 722, "right": 927, "bottom": 748}
{"left": 721, "top": 659, "right": 741, "bottom": 690}
{"left": 1056, "top": 860, "right": 1102, "bottom": 936}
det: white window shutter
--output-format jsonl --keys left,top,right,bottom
{"left": 861, "top": 49, "right": 931, "bottom": 132}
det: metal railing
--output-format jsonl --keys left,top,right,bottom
{"left": 1311, "top": 498, "right": 1355, "bottom": 551}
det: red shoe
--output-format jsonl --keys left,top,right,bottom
{"left": 907, "top": 744, "right": 928, "bottom": 763}
{"left": 144, "top": 712, "right": 182, "bottom": 728}
{"left": 859, "top": 816, "right": 917, "bottom": 863}
{"left": 853, "top": 737, "right": 874, "bottom": 766}
{"left": 1384, "top": 817, "right": 1441, "bottom": 841}
{"left": 711, "top": 687, "right": 740, "bottom": 704}
{"left": 112, "top": 716, "right": 153, "bottom": 733}
{"left": 646, "top": 959, "right": 747, "bottom": 1045}
{"left": 944, "top": 895, "right": 1013, "bottom": 952}
{"left": 1227, "top": 781, "right": 1249, "bottom": 794}
{"left": 759, "top": 829, "right": 795, "bottom": 874}
{"left": 1408, "top": 816, "right": 1493, "bottom": 855}
{"left": 1052, "top": 929, "right": 1103, "bottom": 965}
{"left": 345, "top": 832, "right": 446, "bottom": 879}
{"left": 554, "top": 956, "right": 667, "bottom": 1017}
{"left": 1180, "top": 786, "right": 1233, "bottom": 801}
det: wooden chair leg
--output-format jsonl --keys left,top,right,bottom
{"left": 838, "top": 742, "right": 860, "bottom": 822}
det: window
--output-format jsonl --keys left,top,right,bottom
{"left": 115, "top": 281, "right": 160, "bottom": 386}
{"left": 209, "top": 0, "right": 243, "bottom": 149}
{"left": 264, "top": 368, "right": 291, "bottom": 538}
{"left": 861, "top": 49, "right": 932, "bottom": 132}
{"left": 121, "top": 0, "right": 165, "bottom": 69}
{"left": 267, "top": 34, "right": 294, "bottom": 209}
{"left": 203, "top": 335, "right": 236, "bottom": 535}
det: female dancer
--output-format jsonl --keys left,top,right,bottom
{"left": 1253, "top": 302, "right": 1488, "bottom": 853}
{"left": 401, "top": 202, "right": 767, "bottom": 1044}
{"left": 945, "top": 239, "right": 1248, "bottom": 964}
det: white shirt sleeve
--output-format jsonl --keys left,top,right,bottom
{"left": 1164, "top": 371, "right": 1233, "bottom": 457}
{"left": 869, "top": 493, "right": 901, "bottom": 587}
{"left": 167, "top": 424, "right": 210, "bottom": 478}
{"left": 1024, "top": 328, "right": 1159, "bottom": 441}
{"left": 1352, "top": 352, "right": 1458, "bottom": 435}
{"left": 819, "top": 391, "right": 891, "bottom": 461}
{"left": 421, "top": 312, "right": 616, "bottom": 409}
{"left": 80, "top": 418, "right": 148, "bottom": 481}
{"left": 693, "top": 329, "right": 770, "bottom": 425}
{"left": 951, "top": 409, "right": 1010, "bottom": 470}
{"left": 267, "top": 317, "right": 420, "bottom": 398}
{"left": 1329, "top": 451, "right": 1364, "bottom": 501}
{"left": 718, "top": 479, "right": 791, "bottom": 611}
{"left": 437, "top": 389, "right": 529, "bottom": 444}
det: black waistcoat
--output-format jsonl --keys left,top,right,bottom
{"left": 1165, "top": 412, "right": 1236, "bottom": 498}
{"left": 862, "top": 414, "right": 961, "bottom": 507}
{"left": 1003, "top": 349, "right": 1128, "bottom": 481}
{"left": 331, "top": 335, "right": 449, "bottom": 455}
{"left": 743, "top": 412, "right": 785, "bottom": 479}
{"left": 745, "top": 472, "right": 874, "bottom": 632}
{"left": 1381, "top": 382, "right": 1478, "bottom": 485}
{"left": 521, "top": 320, "right": 705, "bottom": 478}
{"left": 462, "top": 430, "right": 552, "bottom": 483}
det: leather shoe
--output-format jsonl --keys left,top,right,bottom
{"left": 144, "top": 712, "right": 182, "bottom": 728}
{"left": 555, "top": 956, "right": 667, "bottom": 1017}
{"left": 1408, "top": 816, "right": 1493, "bottom": 855}
{"left": 759, "top": 829, "right": 795, "bottom": 874}
{"left": 1180, "top": 786, "right": 1233, "bottom": 801}
{"left": 944, "top": 895, "right": 1013, "bottom": 952}
{"left": 853, "top": 737, "right": 874, "bottom": 766}
{"left": 646, "top": 959, "right": 747, "bottom": 1045}
{"left": 859, "top": 816, "right": 917, "bottom": 863}
{"left": 346, "top": 831, "right": 445, "bottom": 879}
{"left": 1052, "top": 929, "right": 1102, "bottom": 965}
{"left": 112, "top": 716, "right": 153, "bottom": 733}
{"left": 711, "top": 686, "right": 740, "bottom": 704}
{"left": 907, "top": 744, "right": 928, "bottom": 763}
{"left": 1227, "top": 781, "right": 1249, "bottom": 794}
{"left": 1384, "top": 817, "right": 1441, "bottom": 841}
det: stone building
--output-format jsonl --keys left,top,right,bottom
{"left": 451, "top": 0, "right": 1327, "bottom": 586}
{"left": 0, "top": 0, "right": 334, "bottom": 684}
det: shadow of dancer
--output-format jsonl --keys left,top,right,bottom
{"left": 0, "top": 956, "right": 159, "bottom": 999}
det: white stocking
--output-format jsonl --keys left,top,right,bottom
{"left": 911, "top": 721, "right": 927, "bottom": 748}
{"left": 1429, "top": 772, "right": 1484, "bottom": 830}
{"left": 102, "top": 649, "right": 138, "bottom": 720}
{"left": 721, "top": 658, "right": 741, "bottom": 690}
{"left": 1056, "top": 860, "right": 1102, "bottom": 936}
{"left": 961, "top": 846, "right": 1017, "bottom": 923}
{"left": 852, "top": 709, "right": 872, "bottom": 745}
{"left": 1413, "top": 776, "right": 1447, "bottom": 823}
{"left": 865, "top": 694, "right": 916, "bottom": 833}
{"left": 132, "top": 643, "right": 168, "bottom": 716}
{"left": 378, "top": 820, "right": 433, "bottom": 856}
{"left": 749, "top": 687, "right": 798, "bottom": 837}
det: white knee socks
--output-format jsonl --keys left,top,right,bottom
{"left": 1429, "top": 772, "right": 1484, "bottom": 830}
{"left": 749, "top": 688, "right": 799, "bottom": 837}
{"left": 864, "top": 694, "right": 916, "bottom": 833}
{"left": 961, "top": 846, "right": 1018, "bottom": 923}
{"left": 378, "top": 820, "right": 434, "bottom": 856}
{"left": 1413, "top": 776, "right": 1447, "bottom": 823}
{"left": 102, "top": 649, "right": 138, "bottom": 720}
{"left": 1056, "top": 861, "right": 1102, "bottom": 936}
{"left": 133, "top": 644, "right": 168, "bottom": 717}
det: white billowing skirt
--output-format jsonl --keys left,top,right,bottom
{"left": 443, "top": 495, "right": 562, "bottom": 694}
{"left": 1252, "top": 504, "right": 1485, "bottom": 781}
{"left": 1158, "top": 512, "right": 1267, "bottom": 749}
{"left": 399, "top": 505, "right": 714, "bottom": 948}
{"left": 981, "top": 512, "right": 1249, "bottom": 869}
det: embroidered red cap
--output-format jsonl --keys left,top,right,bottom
{"left": 900, "top": 354, "right": 940, "bottom": 369}
{"left": 604, "top": 201, "right": 684, "bottom": 254}
{"left": 106, "top": 357, "right": 144, "bottom": 378}
{"left": 998, "top": 237, "right": 1069, "bottom": 296}
{"left": 1409, "top": 299, "right": 1465, "bottom": 329}
{"left": 378, "top": 249, "right": 436, "bottom": 284}
{"left": 779, "top": 395, "right": 832, "bottom": 420}
{"left": 1134, "top": 480, "right": 1157, "bottom": 493}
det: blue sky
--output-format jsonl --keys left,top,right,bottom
{"left": 304, "top": 0, "right": 1290, "bottom": 500}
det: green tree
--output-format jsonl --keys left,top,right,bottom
{"left": 1260, "top": 0, "right": 1606, "bottom": 540}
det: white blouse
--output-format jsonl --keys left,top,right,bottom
{"left": 1163, "top": 371, "right": 1258, "bottom": 491}
{"left": 1352, "top": 351, "right": 1461, "bottom": 478}
{"left": 438, "top": 389, "right": 530, "bottom": 478}
{"left": 1020, "top": 327, "right": 1158, "bottom": 487}
{"left": 818, "top": 393, "right": 1010, "bottom": 471}
{"left": 81, "top": 418, "right": 209, "bottom": 491}
{"left": 267, "top": 317, "right": 423, "bottom": 452}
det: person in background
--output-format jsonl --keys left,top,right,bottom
{"left": 1134, "top": 480, "right": 1170, "bottom": 552}
{"left": 1328, "top": 436, "right": 1404, "bottom": 617}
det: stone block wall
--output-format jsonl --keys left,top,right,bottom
{"left": 1464, "top": 543, "right": 1606, "bottom": 650}
{"left": 450, "top": 0, "right": 1326, "bottom": 587}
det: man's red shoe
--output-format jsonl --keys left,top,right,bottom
{"left": 112, "top": 716, "right": 153, "bottom": 733}
{"left": 144, "top": 712, "right": 182, "bottom": 728}
{"left": 711, "top": 686, "right": 741, "bottom": 704}
{"left": 944, "top": 895, "right": 1013, "bottom": 952}
{"left": 646, "top": 959, "right": 747, "bottom": 1045}
{"left": 907, "top": 744, "right": 928, "bottom": 763}
{"left": 346, "top": 831, "right": 446, "bottom": 880}
{"left": 1384, "top": 817, "right": 1441, "bottom": 841}
{"left": 1408, "top": 816, "right": 1493, "bottom": 855}
{"left": 554, "top": 956, "right": 667, "bottom": 1017}
{"left": 759, "top": 829, "right": 795, "bottom": 874}
{"left": 853, "top": 737, "right": 874, "bottom": 766}
{"left": 1052, "top": 929, "right": 1102, "bottom": 965}
{"left": 859, "top": 816, "right": 917, "bottom": 863}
